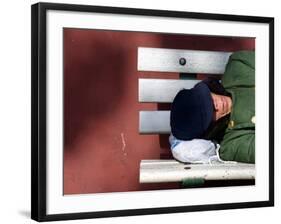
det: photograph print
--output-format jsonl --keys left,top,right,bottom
{"left": 63, "top": 28, "right": 256, "bottom": 194}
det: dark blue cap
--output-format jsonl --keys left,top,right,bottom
{"left": 170, "top": 82, "right": 214, "bottom": 140}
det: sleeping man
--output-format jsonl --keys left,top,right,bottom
{"left": 169, "top": 51, "right": 255, "bottom": 164}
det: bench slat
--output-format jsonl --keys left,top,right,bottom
{"left": 140, "top": 111, "right": 170, "bottom": 134}
{"left": 138, "top": 47, "right": 232, "bottom": 74}
{"left": 139, "top": 79, "right": 199, "bottom": 103}
{"left": 139, "top": 160, "right": 255, "bottom": 183}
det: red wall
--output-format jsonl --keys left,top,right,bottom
{"left": 63, "top": 28, "right": 255, "bottom": 194}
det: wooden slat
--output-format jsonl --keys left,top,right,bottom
{"left": 139, "top": 111, "right": 170, "bottom": 134}
{"left": 139, "top": 79, "right": 199, "bottom": 103}
{"left": 138, "top": 47, "right": 232, "bottom": 74}
{"left": 139, "top": 160, "right": 255, "bottom": 183}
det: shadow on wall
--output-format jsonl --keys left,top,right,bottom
{"left": 63, "top": 29, "right": 127, "bottom": 149}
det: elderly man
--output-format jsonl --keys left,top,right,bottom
{"left": 170, "top": 51, "right": 255, "bottom": 164}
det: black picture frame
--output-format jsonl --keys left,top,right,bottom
{"left": 31, "top": 2, "right": 274, "bottom": 222}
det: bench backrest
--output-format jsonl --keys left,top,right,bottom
{"left": 138, "top": 47, "right": 232, "bottom": 134}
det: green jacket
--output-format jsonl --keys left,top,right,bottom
{"left": 210, "top": 51, "right": 255, "bottom": 163}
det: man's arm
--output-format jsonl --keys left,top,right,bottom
{"left": 219, "top": 129, "right": 255, "bottom": 163}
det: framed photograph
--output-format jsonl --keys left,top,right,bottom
{"left": 31, "top": 2, "right": 274, "bottom": 222}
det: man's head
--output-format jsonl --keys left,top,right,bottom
{"left": 170, "top": 82, "right": 232, "bottom": 140}
{"left": 211, "top": 92, "right": 232, "bottom": 121}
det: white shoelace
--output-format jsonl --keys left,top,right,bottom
{"left": 208, "top": 144, "right": 237, "bottom": 165}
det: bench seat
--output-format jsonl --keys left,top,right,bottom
{"left": 140, "top": 160, "right": 255, "bottom": 183}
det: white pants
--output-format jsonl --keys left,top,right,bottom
{"left": 169, "top": 134, "right": 220, "bottom": 164}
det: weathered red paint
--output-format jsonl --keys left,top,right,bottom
{"left": 63, "top": 28, "right": 255, "bottom": 194}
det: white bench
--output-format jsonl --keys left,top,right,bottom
{"left": 137, "top": 47, "right": 255, "bottom": 185}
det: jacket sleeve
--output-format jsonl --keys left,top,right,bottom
{"left": 219, "top": 129, "right": 255, "bottom": 163}
{"left": 222, "top": 51, "right": 255, "bottom": 89}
